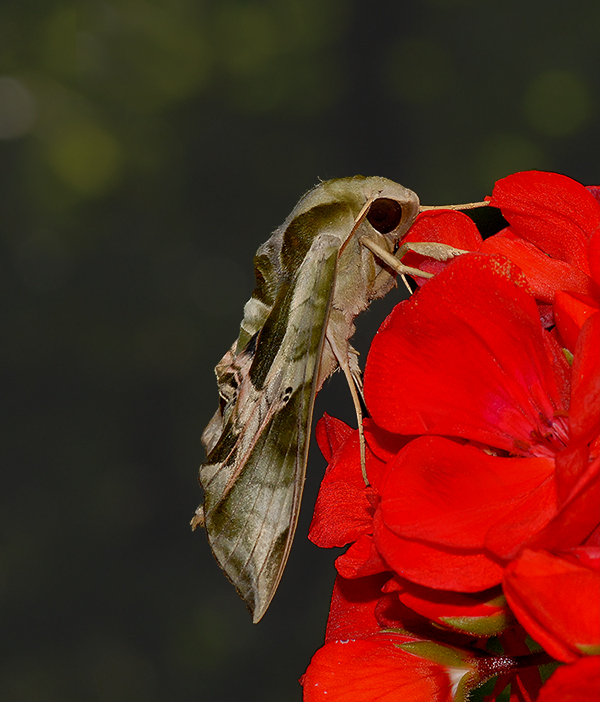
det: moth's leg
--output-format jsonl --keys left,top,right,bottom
{"left": 342, "top": 362, "right": 369, "bottom": 488}
{"left": 348, "top": 347, "right": 365, "bottom": 403}
{"left": 327, "top": 334, "right": 369, "bottom": 487}
{"left": 361, "top": 237, "right": 468, "bottom": 278}
{"left": 190, "top": 504, "right": 205, "bottom": 530}
{"left": 360, "top": 236, "right": 433, "bottom": 279}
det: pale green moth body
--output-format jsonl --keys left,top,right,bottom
{"left": 194, "top": 176, "right": 421, "bottom": 622}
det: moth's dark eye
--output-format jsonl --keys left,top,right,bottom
{"left": 366, "top": 198, "right": 403, "bottom": 234}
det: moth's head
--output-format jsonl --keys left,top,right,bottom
{"left": 311, "top": 175, "right": 420, "bottom": 247}
{"left": 356, "top": 176, "right": 420, "bottom": 246}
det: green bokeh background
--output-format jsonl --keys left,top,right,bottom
{"left": 1, "top": 1, "right": 598, "bottom": 700}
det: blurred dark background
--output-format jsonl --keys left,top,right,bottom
{"left": 1, "top": 1, "right": 598, "bottom": 700}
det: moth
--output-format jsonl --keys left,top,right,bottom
{"left": 192, "top": 176, "right": 470, "bottom": 622}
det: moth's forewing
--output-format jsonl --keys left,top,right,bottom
{"left": 196, "top": 176, "right": 420, "bottom": 622}
{"left": 200, "top": 236, "right": 339, "bottom": 622}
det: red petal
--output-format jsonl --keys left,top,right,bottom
{"left": 363, "top": 417, "right": 413, "bottom": 466}
{"left": 309, "top": 480, "right": 376, "bottom": 548}
{"left": 480, "top": 233, "right": 598, "bottom": 303}
{"left": 379, "top": 437, "right": 554, "bottom": 550}
{"left": 316, "top": 413, "right": 354, "bottom": 463}
{"left": 543, "top": 329, "right": 572, "bottom": 409}
{"left": 503, "top": 549, "right": 600, "bottom": 663}
{"left": 335, "top": 533, "right": 390, "bottom": 579}
{"left": 523, "top": 455, "right": 600, "bottom": 555}
{"left": 564, "top": 545, "right": 600, "bottom": 571}
{"left": 484, "top": 473, "right": 558, "bottom": 560}
{"left": 407, "top": 210, "right": 483, "bottom": 249}
{"left": 486, "top": 456, "right": 600, "bottom": 559}
{"left": 325, "top": 573, "right": 390, "bottom": 643}
{"left": 301, "top": 636, "right": 455, "bottom": 702}
{"left": 570, "top": 312, "right": 600, "bottom": 445}
{"left": 309, "top": 427, "right": 382, "bottom": 547}
{"left": 588, "top": 228, "right": 600, "bottom": 285}
{"left": 585, "top": 523, "right": 600, "bottom": 547}
{"left": 373, "top": 506, "right": 505, "bottom": 592}
{"left": 554, "top": 444, "right": 591, "bottom": 504}
{"left": 365, "top": 254, "right": 564, "bottom": 453}
{"left": 488, "top": 171, "right": 600, "bottom": 273}
{"left": 387, "top": 578, "right": 512, "bottom": 635}
{"left": 536, "top": 656, "right": 600, "bottom": 702}
{"left": 554, "top": 291, "right": 600, "bottom": 352}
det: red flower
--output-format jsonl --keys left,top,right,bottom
{"left": 503, "top": 548, "right": 600, "bottom": 663}
{"left": 303, "top": 172, "right": 600, "bottom": 702}
{"left": 485, "top": 171, "right": 599, "bottom": 275}
{"left": 310, "top": 251, "right": 599, "bottom": 599}
{"left": 365, "top": 255, "right": 599, "bottom": 586}
{"left": 482, "top": 172, "right": 600, "bottom": 333}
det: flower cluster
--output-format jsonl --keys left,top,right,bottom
{"left": 301, "top": 172, "right": 600, "bottom": 701}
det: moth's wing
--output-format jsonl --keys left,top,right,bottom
{"left": 200, "top": 344, "right": 238, "bottom": 454}
{"left": 200, "top": 234, "right": 340, "bottom": 623}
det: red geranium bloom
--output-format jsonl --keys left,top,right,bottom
{"left": 310, "top": 251, "right": 599, "bottom": 596}
{"left": 485, "top": 171, "right": 599, "bottom": 277}
{"left": 486, "top": 172, "right": 600, "bottom": 347}
{"left": 365, "top": 255, "right": 599, "bottom": 588}
{"left": 304, "top": 172, "right": 600, "bottom": 702}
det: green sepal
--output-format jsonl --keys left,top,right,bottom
{"left": 397, "top": 640, "right": 475, "bottom": 669}
{"left": 440, "top": 607, "right": 515, "bottom": 637}
{"left": 395, "top": 641, "right": 480, "bottom": 702}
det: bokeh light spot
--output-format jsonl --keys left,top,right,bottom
{"left": 524, "top": 70, "right": 592, "bottom": 136}
{"left": 46, "top": 121, "right": 121, "bottom": 196}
